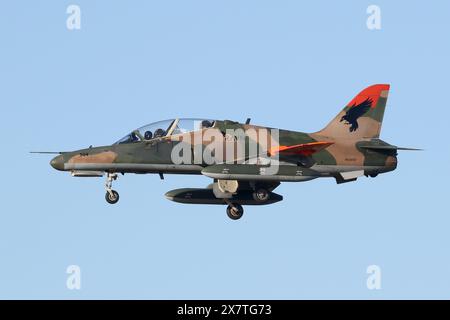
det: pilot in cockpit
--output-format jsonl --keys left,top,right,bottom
{"left": 144, "top": 130, "right": 153, "bottom": 140}
{"left": 154, "top": 128, "right": 166, "bottom": 138}
{"left": 201, "top": 120, "right": 213, "bottom": 129}
{"left": 130, "top": 131, "right": 140, "bottom": 142}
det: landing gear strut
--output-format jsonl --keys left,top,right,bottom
{"left": 225, "top": 202, "right": 244, "bottom": 220}
{"left": 105, "top": 173, "right": 119, "bottom": 204}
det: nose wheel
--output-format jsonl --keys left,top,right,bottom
{"left": 105, "top": 173, "right": 119, "bottom": 204}
{"left": 105, "top": 190, "right": 119, "bottom": 204}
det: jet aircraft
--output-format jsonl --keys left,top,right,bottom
{"left": 35, "top": 84, "right": 419, "bottom": 220}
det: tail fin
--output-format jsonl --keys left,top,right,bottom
{"left": 315, "top": 84, "right": 390, "bottom": 140}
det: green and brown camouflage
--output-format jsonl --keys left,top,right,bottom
{"left": 44, "top": 84, "right": 415, "bottom": 219}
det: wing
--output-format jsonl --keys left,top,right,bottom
{"left": 269, "top": 141, "right": 334, "bottom": 157}
{"left": 360, "top": 145, "right": 423, "bottom": 151}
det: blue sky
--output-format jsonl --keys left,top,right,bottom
{"left": 1, "top": 1, "right": 449, "bottom": 299}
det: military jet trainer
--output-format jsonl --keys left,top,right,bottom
{"left": 35, "top": 84, "right": 419, "bottom": 220}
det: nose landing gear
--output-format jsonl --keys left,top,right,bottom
{"left": 105, "top": 190, "right": 119, "bottom": 204}
{"left": 105, "top": 173, "right": 119, "bottom": 204}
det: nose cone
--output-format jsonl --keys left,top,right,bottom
{"left": 50, "top": 155, "right": 64, "bottom": 171}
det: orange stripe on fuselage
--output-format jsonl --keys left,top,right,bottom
{"left": 270, "top": 141, "right": 334, "bottom": 157}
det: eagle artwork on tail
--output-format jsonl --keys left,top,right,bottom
{"left": 340, "top": 98, "right": 373, "bottom": 132}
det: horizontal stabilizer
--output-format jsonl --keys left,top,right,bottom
{"left": 269, "top": 141, "right": 333, "bottom": 157}
{"left": 396, "top": 147, "right": 423, "bottom": 151}
{"left": 360, "top": 145, "right": 422, "bottom": 151}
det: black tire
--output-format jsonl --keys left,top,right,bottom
{"left": 226, "top": 203, "right": 244, "bottom": 220}
{"left": 105, "top": 190, "right": 119, "bottom": 204}
{"left": 253, "top": 189, "right": 269, "bottom": 202}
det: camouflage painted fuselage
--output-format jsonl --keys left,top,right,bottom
{"left": 51, "top": 120, "right": 397, "bottom": 182}
{"left": 47, "top": 84, "right": 407, "bottom": 213}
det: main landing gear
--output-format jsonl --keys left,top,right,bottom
{"left": 223, "top": 187, "right": 270, "bottom": 220}
{"left": 252, "top": 188, "right": 269, "bottom": 202}
{"left": 225, "top": 201, "right": 244, "bottom": 220}
{"left": 105, "top": 173, "right": 119, "bottom": 204}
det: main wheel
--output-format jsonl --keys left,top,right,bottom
{"left": 253, "top": 188, "right": 269, "bottom": 202}
{"left": 226, "top": 203, "right": 244, "bottom": 220}
{"left": 105, "top": 190, "right": 119, "bottom": 204}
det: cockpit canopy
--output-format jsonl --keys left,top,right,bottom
{"left": 115, "top": 118, "right": 215, "bottom": 144}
